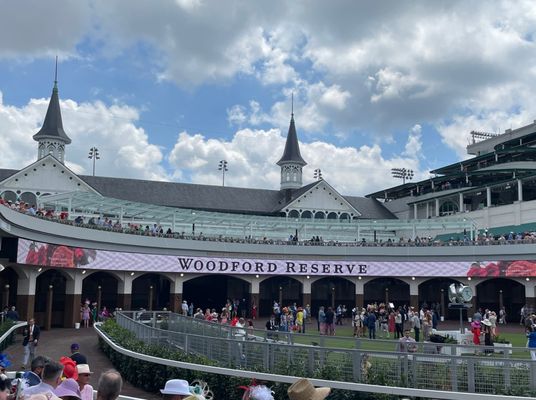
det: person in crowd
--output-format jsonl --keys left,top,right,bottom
{"left": 422, "top": 311, "right": 432, "bottom": 341}
{"left": 22, "top": 355, "right": 47, "bottom": 387}
{"left": 318, "top": 306, "right": 326, "bottom": 334}
{"left": 296, "top": 307, "right": 304, "bottom": 333}
{"left": 325, "top": 307, "right": 335, "bottom": 336}
{"left": 394, "top": 309, "right": 403, "bottom": 339}
{"left": 265, "top": 314, "right": 278, "bottom": 337}
{"left": 287, "top": 378, "right": 330, "bottom": 400}
{"left": 0, "top": 375, "right": 10, "bottom": 400}
{"left": 398, "top": 329, "right": 417, "bottom": 353}
{"left": 181, "top": 301, "right": 189, "bottom": 316}
{"left": 473, "top": 309, "right": 483, "bottom": 323}
{"left": 489, "top": 311, "right": 498, "bottom": 337}
{"left": 160, "top": 379, "right": 191, "bottom": 400}
{"left": 527, "top": 325, "right": 536, "bottom": 361}
{"left": 193, "top": 308, "right": 204, "bottom": 320}
{"left": 482, "top": 319, "right": 493, "bottom": 356}
{"left": 59, "top": 357, "right": 78, "bottom": 381}
{"left": 24, "top": 360, "right": 64, "bottom": 397}
{"left": 81, "top": 304, "right": 90, "bottom": 328}
{"left": 499, "top": 306, "right": 507, "bottom": 324}
{"left": 471, "top": 320, "right": 481, "bottom": 349}
{"left": 22, "top": 317, "right": 41, "bottom": 369}
{"left": 96, "top": 370, "right": 123, "bottom": 400}
{"left": 366, "top": 310, "right": 377, "bottom": 339}
{"left": 6, "top": 306, "right": 19, "bottom": 321}
{"left": 55, "top": 378, "right": 81, "bottom": 400}
{"left": 411, "top": 311, "right": 421, "bottom": 342}
{"left": 76, "top": 364, "right": 93, "bottom": 400}
{"left": 69, "top": 343, "right": 87, "bottom": 365}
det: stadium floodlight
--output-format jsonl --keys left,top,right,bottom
{"left": 88, "top": 147, "right": 100, "bottom": 177}
{"left": 218, "top": 160, "right": 228, "bottom": 187}
{"left": 391, "top": 167, "right": 414, "bottom": 185}
{"left": 313, "top": 168, "right": 323, "bottom": 180}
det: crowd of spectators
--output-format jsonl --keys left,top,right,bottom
{"left": 3, "top": 198, "right": 536, "bottom": 248}
{"left": 0, "top": 340, "right": 123, "bottom": 400}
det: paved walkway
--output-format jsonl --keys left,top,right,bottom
{"left": 3, "top": 326, "right": 160, "bottom": 400}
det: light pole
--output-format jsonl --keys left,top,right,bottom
{"left": 88, "top": 147, "right": 100, "bottom": 177}
{"left": 391, "top": 167, "right": 414, "bottom": 185}
{"left": 314, "top": 168, "right": 323, "bottom": 180}
{"left": 218, "top": 160, "right": 228, "bottom": 186}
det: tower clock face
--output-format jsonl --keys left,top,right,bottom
{"left": 461, "top": 286, "right": 473, "bottom": 302}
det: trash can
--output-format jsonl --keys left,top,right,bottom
{"left": 75, "top": 322, "right": 80, "bottom": 329}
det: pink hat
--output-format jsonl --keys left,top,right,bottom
{"left": 54, "top": 378, "right": 81, "bottom": 399}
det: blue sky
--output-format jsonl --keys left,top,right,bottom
{"left": 1, "top": 1, "right": 536, "bottom": 196}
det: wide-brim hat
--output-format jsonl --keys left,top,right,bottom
{"left": 55, "top": 378, "right": 81, "bottom": 399}
{"left": 160, "top": 379, "right": 191, "bottom": 396}
{"left": 76, "top": 364, "right": 93, "bottom": 375}
{"left": 481, "top": 319, "right": 492, "bottom": 326}
{"left": 288, "top": 378, "right": 330, "bottom": 400}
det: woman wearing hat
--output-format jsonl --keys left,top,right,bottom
{"left": 471, "top": 320, "right": 481, "bottom": 351}
{"left": 481, "top": 319, "right": 493, "bottom": 356}
{"left": 287, "top": 379, "right": 330, "bottom": 400}
{"left": 76, "top": 365, "right": 93, "bottom": 400}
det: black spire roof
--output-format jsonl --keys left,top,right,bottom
{"left": 32, "top": 78, "right": 71, "bottom": 144}
{"left": 277, "top": 115, "right": 306, "bottom": 166}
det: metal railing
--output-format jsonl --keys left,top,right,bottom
{"left": 113, "top": 311, "right": 536, "bottom": 397}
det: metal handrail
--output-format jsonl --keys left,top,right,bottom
{"left": 95, "top": 321, "right": 514, "bottom": 400}
{"left": 110, "top": 311, "right": 536, "bottom": 398}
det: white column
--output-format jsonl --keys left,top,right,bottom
{"left": 426, "top": 202, "right": 430, "bottom": 219}
{"left": 486, "top": 187, "right": 491, "bottom": 207}
{"left": 518, "top": 179, "right": 523, "bottom": 202}
{"left": 459, "top": 192, "right": 464, "bottom": 213}
{"left": 435, "top": 198, "right": 440, "bottom": 217}
{"left": 413, "top": 203, "right": 418, "bottom": 219}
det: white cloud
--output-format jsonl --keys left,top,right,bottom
{"left": 0, "top": 91, "right": 168, "bottom": 181}
{"left": 403, "top": 124, "right": 422, "bottom": 159}
{"left": 167, "top": 127, "right": 423, "bottom": 195}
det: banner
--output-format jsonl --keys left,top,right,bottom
{"left": 16, "top": 239, "right": 536, "bottom": 277}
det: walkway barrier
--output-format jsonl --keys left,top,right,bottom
{"left": 124, "top": 310, "right": 529, "bottom": 358}
{"left": 107, "top": 311, "right": 536, "bottom": 399}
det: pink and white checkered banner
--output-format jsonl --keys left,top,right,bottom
{"left": 16, "top": 238, "right": 536, "bottom": 277}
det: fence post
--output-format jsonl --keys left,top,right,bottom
{"left": 450, "top": 357, "right": 458, "bottom": 392}
{"left": 503, "top": 359, "right": 510, "bottom": 391}
{"left": 184, "top": 334, "right": 189, "bottom": 354}
{"left": 352, "top": 350, "right": 362, "bottom": 382}
{"left": 467, "top": 359, "right": 475, "bottom": 392}
{"left": 531, "top": 360, "right": 536, "bottom": 391}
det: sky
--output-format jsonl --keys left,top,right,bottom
{"left": 1, "top": 1, "right": 536, "bottom": 196}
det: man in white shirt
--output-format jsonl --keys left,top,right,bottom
{"left": 76, "top": 364, "right": 94, "bottom": 400}
{"left": 24, "top": 360, "right": 63, "bottom": 398}
{"left": 181, "top": 301, "right": 189, "bottom": 316}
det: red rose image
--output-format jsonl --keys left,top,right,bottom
{"left": 505, "top": 260, "right": 536, "bottom": 277}
{"left": 467, "top": 263, "right": 488, "bottom": 277}
{"left": 484, "top": 262, "right": 500, "bottom": 277}
{"left": 25, "top": 243, "right": 39, "bottom": 265}
{"left": 50, "top": 246, "right": 75, "bottom": 268}
{"left": 37, "top": 245, "right": 48, "bottom": 265}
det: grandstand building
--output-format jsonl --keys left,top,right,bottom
{"left": 1, "top": 75, "right": 536, "bottom": 328}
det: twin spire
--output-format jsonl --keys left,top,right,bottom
{"left": 277, "top": 94, "right": 306, "bottom": 190}
{"left": 31, "top": 61, "right": 306, "bottom": 185}
{"left": 33, "top": 57, "right": 71, "bottom": 163}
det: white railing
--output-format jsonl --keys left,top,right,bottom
{"left": 97, "top": 314, "right": 531, "bottom": 400}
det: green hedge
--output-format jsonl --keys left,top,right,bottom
{"left": 0, "top": 320, "right": 17, "bottom": 352}
{"left": 98, "top": 320, "right": 398, "bottom": 400}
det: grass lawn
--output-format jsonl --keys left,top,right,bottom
{"left": 290, "top": 323, "right": 532, "bottom": 358}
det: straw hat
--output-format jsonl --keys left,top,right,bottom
{"left": 288, "top": 379, "right": 330, "bottom": 400}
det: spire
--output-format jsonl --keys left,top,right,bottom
{"left": 33, "top": 58, "right": 71, "bottom": 145}
{"left": 277, "top": 113, "right": 306, "bottom": 166}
